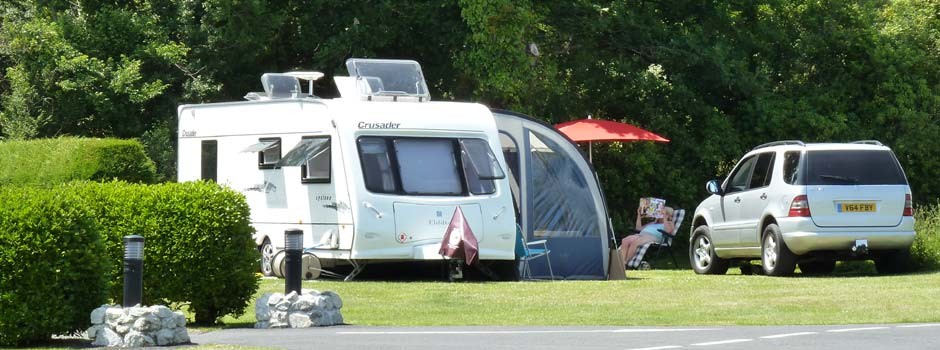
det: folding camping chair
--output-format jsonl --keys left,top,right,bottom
{"left": 515, "top": 225, "right": 554, "bottom": 280}
{"left": 626, "top": 209, "right": 685, "bottom": 269}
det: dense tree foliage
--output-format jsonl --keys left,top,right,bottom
{"left": 2, "top": 0, "right": 939, "bottom": 229}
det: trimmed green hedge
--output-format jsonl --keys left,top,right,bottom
{"left": 73, "top": 181, "right": 259, "bottom": 325}
{"left": 0, "top": 137, "right": 157, "bottom": 185}
{"left": 912, "top": 203, "right": 940, "bottom": 270}
{"left": 0, "top": 187, "right": 108, "bottom": 346}
{"left": 0, "top": 181, "right": 258, "bottom": 345}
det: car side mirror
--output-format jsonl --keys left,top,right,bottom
{"left": 706, "top": 180, "right": 722, "bottom": 195}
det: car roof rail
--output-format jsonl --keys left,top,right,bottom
{"left": 851, "top": 140, "right": 884, "bottom": 146}
{"left": 752, "top": 140, "right": 805, "bottom": 151}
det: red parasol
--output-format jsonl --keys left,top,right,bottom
{"left": 555, "top": 117, "right": 669, "bottom": 162}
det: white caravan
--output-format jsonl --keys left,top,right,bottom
{"left": 177, "top": 59, "right": 517, "bottom": 280}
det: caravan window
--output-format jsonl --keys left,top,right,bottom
{"left": 242, "top": 138, "right": 281, "bottom": 169}
{"left": 357, "top": 136, "right": 505, "bottom": 196}
{"left": 460, "top": 139, "right": 503, "bottom": 195}
{"left": 201, "top": 140, "right": 218, "bottom": 182}
{"left": 278, "top": 137, "right": 330, "bottom": 183}
{"left": 394, "top": 139, "right": 462, "bottom": 195}
{"left": 358, "top": 137, "right": 399, "bottom": 193}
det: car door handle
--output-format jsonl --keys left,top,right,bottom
{"left": 734, "top": 197, "right": 741, "bottom": 203}
{"left": 760, "top": 193, "right": 767, "bottom": 200}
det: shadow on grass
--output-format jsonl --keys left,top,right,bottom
{"left": 22, "top": 336, "right": 96, "bottom": 349}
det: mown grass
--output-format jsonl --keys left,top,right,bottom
{"left": 215, "top": 268, "right": 940, "bottom": 328}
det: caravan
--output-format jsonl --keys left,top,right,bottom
{"left": 177, "top": 59, "right": 517, "bottom": 280}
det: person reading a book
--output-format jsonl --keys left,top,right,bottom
{"left": 620, "top": 205, "right": 675, "bottom": 267}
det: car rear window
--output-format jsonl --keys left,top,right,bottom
{"left": 805, "top": 150, "right": 907, "bottom": 185}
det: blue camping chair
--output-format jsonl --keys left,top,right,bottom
{"left": 515, "top": 225, "right": 554, "bottom": 280}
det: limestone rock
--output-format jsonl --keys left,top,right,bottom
{"left": 174, "top": 312, "right": 187, "bottom": 328}
{"left": 288, "top": 312, "right": 313, "bottom": 328}
{"left": 293, "top": 294, "right": 316, "bottom": 312}
{"left": 124, "top": 331, "right": 155, "bottom": 347}
{"left": 269, "top": 311, "right": 289, "bottom": 328}
{"left": 306, "top": 310, "right": 328, "bottom": 327}
{"left": 128, "top": 306, "right": 150, "bottom": 317}
{"left": 154, "top": 305, "right": 175, "bottom": 319}
{"left": 92, "top": 327, "right": 123, "bottom": 347}
{"left": 313, "top": 295, "right": 328, "bottom": 309}
{"left": 115, "top": 323, "right": 130, "bottom": 335}
{"left": 330, "top": 311, "right": 344, "bottom": 325}
{"left": 156, "top": 328, "right": 176, "bottom": 346}
{"left": 85, "top": 324, "right": 104, "bottom": 340}
{"left": 133, "top": 314, "right": 161, "bottom": 332}
{"left": 322, "top": 291, "right": 343, "bottom": 309}
{"left": 174, "top": 327, "right": 190, "bottom": 344}
{"left": 254, "top": 321, "right": 270, "bottom": 329}
{"left": 256, "top": 304, "right": 271, "bottom": 321}
{"left": 105, "top": 308, "right": 125, "bottom": 325}
{"left": 274, "top": 299, "right": 291, "bottom": 311}
{"left": 285, "top": 291, "right": 299, "bottom": 304}
{"left": 90, "top": 305, "right": 109, "bottom": 324}
{"left": 267, "top": 293, "right": 283, "bottom": 306}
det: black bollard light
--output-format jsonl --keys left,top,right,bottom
{"left": 284, "top": 229, "right": 303, "bottom": 295}
{"left": 123, "top": 235, "right": 145, "bottom": 307}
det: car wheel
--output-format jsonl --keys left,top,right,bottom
{"left": 761, "top": 224, "right": 796, "bottom": 276}
{"left": 875, "top": 249, "right": 911, "bottom": 274}
{"left": 799, "top": 260, "right": 835, "bottom": 275}
{"left": 689, "top": 226, "right": 729, "bottom": 275}
{"left": 260, "top": 238, "right": 275, "bottom": 276}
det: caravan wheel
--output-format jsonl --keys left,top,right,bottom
{"left": 260, "top": 238, "right": 275, "bottom": 276}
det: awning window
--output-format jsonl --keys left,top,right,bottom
{"left": 241, "top": 140, "right": 279, "bottom": 153}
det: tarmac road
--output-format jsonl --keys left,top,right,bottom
{"left": 190, "top": 323, "right": 940, "bottom": 350}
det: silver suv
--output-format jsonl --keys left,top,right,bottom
{"left": 690, "top": 140, "right": 916, "bottom": 276}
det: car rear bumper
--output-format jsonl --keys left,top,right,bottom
{"left": 778, "top": 217, "right": 916, "bottom": 255}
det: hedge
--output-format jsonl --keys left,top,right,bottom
{"left": 0, "top": 187, "right": 108, "bottom": 346}
{"left": 71, "top": 181, "right": 260, "bottom": 325}
{"left": 0, "top": 181, "right": 258, "bottom": 345}
{"left": 0, "top": 137, "right": 157, "bottom": 185}
{"left": 912, "top": 203, "right": 940, "bottom": 270}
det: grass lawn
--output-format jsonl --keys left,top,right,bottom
{"left": 216, "top": 265, "right": 940, "bottom": 328}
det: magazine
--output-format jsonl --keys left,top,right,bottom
{"left": 638, "top": 197, "right": 666, "bottom": 219}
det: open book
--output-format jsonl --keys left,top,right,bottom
{"left": 639, "top": 197, "right": 666, "bottom": 219}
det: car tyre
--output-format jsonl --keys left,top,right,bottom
{"left": 799, "top": 260, "right": 836, "bottom": 275}
{"left": 260, "top": 238, "right": 275, "bottom": 276}
{"left": 689, "top": 226, "right": 729, "bottom": 275}
{"left": 761, "top": 224, "right": 796, "bottom": 276}
{"left": 875, "top": 249, "right": 911, "bottom": 275}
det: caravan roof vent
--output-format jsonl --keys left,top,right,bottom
{"left": 344, "top": 58, "right": 430, "bottom": 102}
{"left": 261, "top": 73, "right": 302, "bottom": 99}
{"left": 252, "top": 71, "right": 323, "bottom": 100}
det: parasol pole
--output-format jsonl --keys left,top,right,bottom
{"left": 587, "top": 114, "right": 593, "bottom": 163}
{"left": 589, "top": 141, "right": 592, "bottom": 163}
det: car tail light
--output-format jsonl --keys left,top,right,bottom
{"left": 903, "top": 194, "right": 913, "bottom": 216}
{"left": 788, "top": 195, "right": 811, "bottom": 217}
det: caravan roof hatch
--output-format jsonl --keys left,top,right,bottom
{"left": 344, "top": 58, "right": 430, "bottom": 102}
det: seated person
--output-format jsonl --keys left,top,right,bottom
{"left": 620, "top": 206, "right": 675, "bottom": 267}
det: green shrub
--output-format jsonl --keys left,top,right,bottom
{"left": 72, "top": 181, "right": 259, "bottom": 325}
{"left": 0, "top": 137, "right": 157, "bottom": 185}
{"left": 911, "top": 202, "right": 940, "bottom": 270}
{"left": 0, "top": 187, "right": 108, "bottom": 346}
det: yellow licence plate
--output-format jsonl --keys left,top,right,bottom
{"left": 840, "top": 202, "right": 876, "bottom": 212}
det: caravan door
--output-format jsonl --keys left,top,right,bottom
{"left": 493, "top": 110, "right": 611, "bottom": 280}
